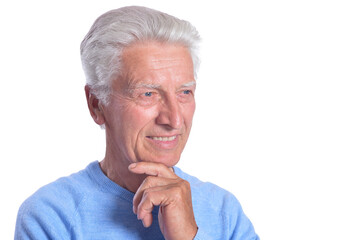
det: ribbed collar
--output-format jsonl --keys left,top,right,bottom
{"left": 86, "top": 161, "right": 135, "bottom": 203}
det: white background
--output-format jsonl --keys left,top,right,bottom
{"left": 1, "top": 0, "right": 360, "bottom": 239}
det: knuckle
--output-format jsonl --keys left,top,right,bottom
{"left": 143, "top": 176, "right": 157, "bottom": 186}
{"left": 183, "top": 179, "right": 191, "bottom": 188}
{"left": 142, "top": 188, "right": 153, "bottom": 199}
{"left": 171, "top": 184, "right": 187, "bottom": 199}
{"left": 143, "top": 176, "right": 152, "bottom": 185}
{"left": 172, "top": 188, "right": 183, "bottom": 201}
{"left": 179, "top": 179, "right": 191, "bottom": 191}
{"left": 143, "top": 188, "right": 150, "bottom": 196}
{"left": 138, "top": 203, "right": 147, "bottom": 213}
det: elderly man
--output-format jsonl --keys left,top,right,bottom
{"left": 15, "top": 6, "right": 259, "bottom": 240}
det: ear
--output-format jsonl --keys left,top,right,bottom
{"left": 85, "top": 85, "right": 106, "bottom": 126}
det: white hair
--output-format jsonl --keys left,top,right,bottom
{"left": 80, "top": 6, "right": 201, "bottom": 104}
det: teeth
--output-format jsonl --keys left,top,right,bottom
{"left": 151, "top": 136, "right": 177, "bottom": 141}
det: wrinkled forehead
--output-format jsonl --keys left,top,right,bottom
{"left": 116, "top": 41, "right": 195, "bottom": 89}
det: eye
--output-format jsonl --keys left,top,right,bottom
{"left": 144, "top": 92, "right": 153, "bottom": 97}
{"left": 177, "top": 89, "right": 194, "bottom": 103}
{"left": 136, "top": 91, "right": 160, "bottom": 106}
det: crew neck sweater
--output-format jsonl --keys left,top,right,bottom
{"left": 15, "top": 161, "right": 259, "bottom": 240}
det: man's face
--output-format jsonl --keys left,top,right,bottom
{"left": 102, "top": 42, "right": 196, "bottom": 167}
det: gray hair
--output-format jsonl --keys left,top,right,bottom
{"left": 80, "top": 6, "right": 201, "bottom": 104}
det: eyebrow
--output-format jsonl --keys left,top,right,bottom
{"left": 135, "top": 83, "right": 162, "bottom": 89}
{"left": 131, "top": 81, "right": 196, "bottom": 90}
{"left": 181, "top": 81, "right": 196, "bottom": 88}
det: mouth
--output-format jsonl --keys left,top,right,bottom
{"left": 147, "top": 135, "right": 177, "bottom": 141}
{"left": 146, "top": 135, "right": 179, "bottom": 150}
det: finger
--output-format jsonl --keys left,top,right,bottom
{"left": 128, "top": 162, "right": 176, "bottom": 178}
{"left": 133, "top": 176, "right": 178, "bottom": 214}
{"left": 137, "top": 187, "right": 172, "bottom": 226}
{"left": 139, "top": 211, "right": 153, "bottom": 228}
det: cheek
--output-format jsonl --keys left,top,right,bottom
{"left": 123, "top": 105, "right": 159, "bottom": 132}
{"left": 183, "top": 102, "right": 196, "bottom": 125}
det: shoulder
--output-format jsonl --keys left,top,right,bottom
{"left": 15, "top": 162, "right": 96, "bottom": 239}
{"left": 174, "top": 167, "right": 259, "bottom": 240}
{"left": 22, "top": 164, "right": 92, "bottom": 210}
{"left": 174, "top": 167, "right": 240, "bottom": 212}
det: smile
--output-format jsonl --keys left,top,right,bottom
{"left": 147, "top": 135, "right": 177, "bottom": 141}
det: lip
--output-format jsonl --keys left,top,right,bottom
{"left": 146, "top": 135, "right": 179, "bottom": 150}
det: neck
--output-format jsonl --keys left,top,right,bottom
{"left": 99, "top": 149, "right": 146, "bottom": 193}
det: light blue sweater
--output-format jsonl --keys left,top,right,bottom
{"left": 15, "top": 161, "right": 259, "bottom": 239}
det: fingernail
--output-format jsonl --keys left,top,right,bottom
{"left": 129, "top": 163, "right": 137, "bottom": 169}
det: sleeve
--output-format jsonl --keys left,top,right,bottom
{"left": 227, "top": 194, "right": 260, "bottom": 240}
{"left": 193, "top": 228, "right": 213, "bottom": 240}
{"left": 15, "top": 195, "right": 73, "bottom": 240}
{"left": 192, "top": 192, "right": 259, "bottom": 240}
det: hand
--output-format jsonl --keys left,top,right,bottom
{"left": 128, "top": 162, "right": 198, "bottom": 240}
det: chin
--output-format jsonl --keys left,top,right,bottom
{"left": 144, "top": 154, "right": 181, "bottom": 167}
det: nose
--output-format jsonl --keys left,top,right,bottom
{"left": 156, "top": 96, "right": 183, "bottom": 130}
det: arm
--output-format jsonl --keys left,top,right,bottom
{"left": 227, "top": 194, "right": 260, "bottom": 240}
{"left": 15, "top": 195, "right": 72, "bottom": 240}
{"left": 192, "top": 192, "right": 259, "bottom": 240}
